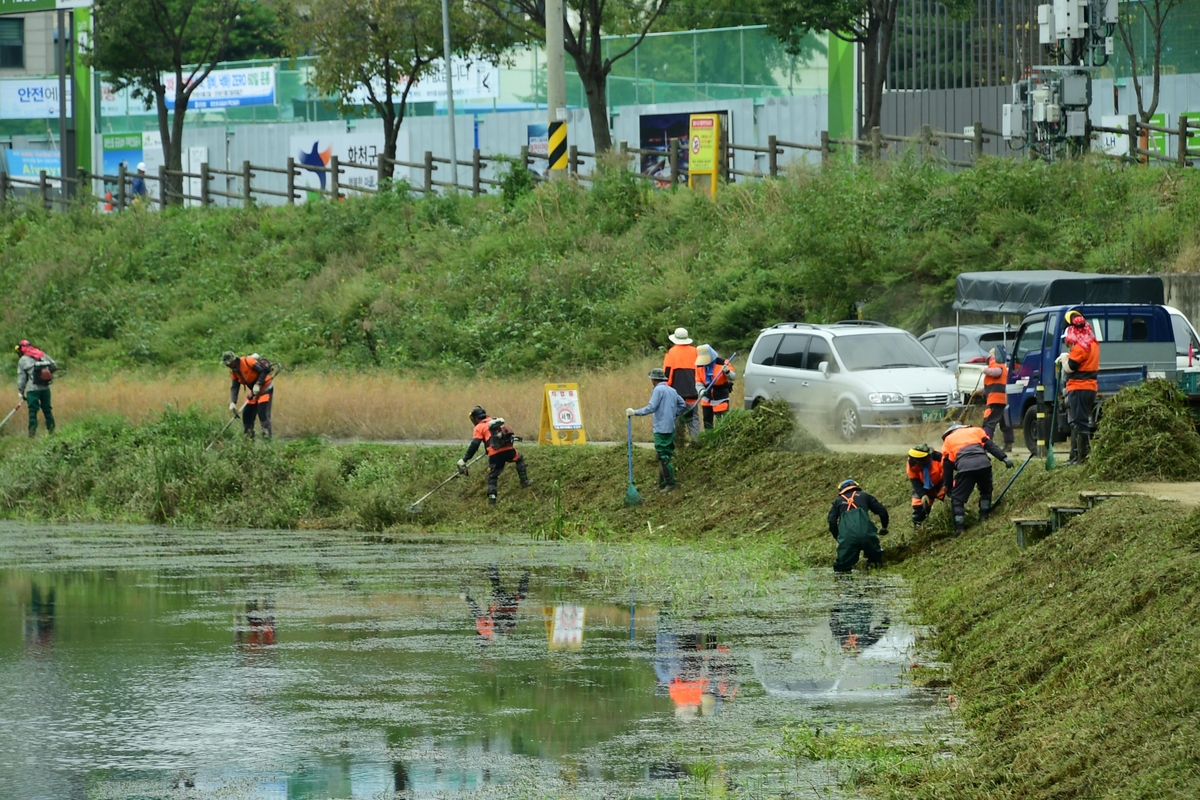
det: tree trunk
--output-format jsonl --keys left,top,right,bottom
{"left": 383, "top": 107, "right": 399, "bottom": 181}
{"left": 581, "top": 69, "right": 612, "bottom": 152}
{"left": 169, "top": 90, "right": 187, "bottom": 205}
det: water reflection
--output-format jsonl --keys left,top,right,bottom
{"left": 236, "top": 599, "right": 277, "bottom": 648}
{"left": 829, "top": 577, "right": 891, "bottom": 655}
{"left": 24, "top": 582, "right": 55, "bottom": 649}
{"left": 463, "top": 565, "right": 529, "bottom": 646}
{"left": 654, "top": 608, "right": 739, "bottom": 719}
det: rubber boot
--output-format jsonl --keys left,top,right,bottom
{"left": 979, "top": 499, "right": 991, "bottom": 522}
{"left": 1067, "top": 429, "right": 1079, "bottom": 465}
{"left": 487, "top": 473, "right": 499, "bottom": 505}
{"left": 953, "top": 515, "right": 966, "bottom": 536}
{"left": 516, "top": 456, "right": 532, "bottom": 489}
{"left": 1078, "top": 431, "right": 1091, "bottom": 464}
{"left": 488, "top": 494, "right": 497, "bottom": 505}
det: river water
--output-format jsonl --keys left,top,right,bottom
{"left": 0, "top": 524, "right": 951, "bottom": 799}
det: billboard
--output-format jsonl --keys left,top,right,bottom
{"left": 638, "top": 111, "right": 729, "bottom": 187}
{"left": 0, "top": 79, "right": 71, "bottom": 120}
{"left": 164, "top": 66, "right": 276, "bottom": 110}
{"left": 288, "top": 131, "right": 410, "bottom": 200}
{"left": 4, "top": 150, "right": 61, "bottom": 182}
{"left": 344, "top": 57, "right": 500, "bottom": 105}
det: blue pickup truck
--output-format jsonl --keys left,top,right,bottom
{"left": 1003, "top": 303, "right": 1177, "bottom": 449}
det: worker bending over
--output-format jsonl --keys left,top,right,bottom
{"left": 222, "top": 351, "right": 274, "bottom": 439}
{"left": 827, "top": 479, "right": 889, "bottom": 573}
{"left": 942, "top": 422, "right": 1013, "bottom": 536}
{"left": 459, "top": 406, "right": 531, "bottom": 505}
{"left": 906, "top": 444, "right": 945, "bottom": 526}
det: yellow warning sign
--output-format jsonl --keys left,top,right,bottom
{"left": 687, "top": 113, "right": 721, "bottom": 197}
{"left": 538, "top": 383, "right": 587, "bottom": 445}
{"left": 548, "top": 121, "right": 568, "bottom": 172}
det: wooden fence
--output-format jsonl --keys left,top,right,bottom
{"left": 1, "top": 115, "right": 1193, "bottom": 213}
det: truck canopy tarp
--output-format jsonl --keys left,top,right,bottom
{"left": 953, "top": 271, "right": 1165, "bottom": 314}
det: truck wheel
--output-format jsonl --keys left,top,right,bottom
{"left": 836, "top": 402, "right": 860, "bottom": 442}
{"left": 1022, "top": 406, "right": 1038, "bottom": 453}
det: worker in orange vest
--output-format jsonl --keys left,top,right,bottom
{"left": 980, "top": 348, "right": 1013, "bottom": 451}
{"left": 906, "top": 444, "right": 945, "bottom": 526}
{"left": 941, "top": 422, "right": 1013, "bottom": 535}
{"left": 1055, "top": 310, "right": 1100, "bottom": 464}
{"left": 459, "top": 406, "right": 531, "bottom": 504}
{"left": 695, "top": 344, "right": 735, "bottom": 430}
{"left": 663, "top": 327, "right": 701, "bottom": 438}
{"left": 222, "top": 351, "right": 274, "bottom": 438}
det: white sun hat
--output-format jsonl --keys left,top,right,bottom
{"left": 668, "top": 327, "right": 693, "bottom": 345}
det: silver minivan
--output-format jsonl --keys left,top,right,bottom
{"left": 743, "top": 322, "right": 960, "bottom": 440}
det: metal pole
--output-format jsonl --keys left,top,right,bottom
{"left": 440, "top": 0, "right": 459, "bottom": 188}
{"left": 546, "top": 0, "right": 566, "bottom": 170}
{"left": 56, "top": 9, "right": 66, "bottom": 194}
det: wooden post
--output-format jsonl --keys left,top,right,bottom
{"left": 377, "top": 151, "right": 387, "bottom": 191}
{"left": 423, "top": 151, "right": 434, "bottom": 194}
{"left": 519, "top": 145, "right": 529, "bottom": 172}
{"left": 870, "top": 126, "right": 882, "bottom": 160}
{"left": 329, "top": 155, "right": 340, "bottom": 201}
{"left": 718, "top": 124, "right": 729, "bottom": 182}
{"left": 286, "top": 157, "right": 296, "bottom": 204}
{"left": 200, "top": 162, "right": 211, "bottom": 207}
{"left": 669, "top": 138, "right": 680, "bottom": 187}
{"left": 76, "top": 167, "right": 88, "bottom": 202}
{"left": 973, "top": 120, "right": 984, "bottom": 160}
{"left": 767, "top": 134, "right": 778, "bottom": 177}
{"left": 472, "top": 148, "right": 482, "bottom": 196}
{"left": 568, "top": 144, "right": 578, "bottom": 176}
{"left": 39, "top": 170, "right": 49, "bottom": 210}
{"left": 920, "top": 124, "right": 933, "bottom": 158}
{"left": 242, "top": 160, "right": 253, "bottom": 206}
{"left": 158, "top": 165, "right": 168, "bottom": 210}
{"left": 117, "top": 162, "right": 127, "bottom": 211}
{"left": 1179, "top": 114, "right": 1189, "bottom": 168}
{"left": 821, "top": 130, "right": 831, "bottom": 164}
{"left": 1128, "top": 114, "right": 1139, "bottom": 164}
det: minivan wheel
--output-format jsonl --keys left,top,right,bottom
{"left": 836, "top": 402, "right": 860, "bottom": 441}
{"left": 1022, "top": 406, "right": 1038, "bottom": 453}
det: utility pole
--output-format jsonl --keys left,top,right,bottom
{"left": 440, "top": 0, "right": 458, "bottom": 189}
{"left": 545, "top": 0, "right": 567, "bottom": 178}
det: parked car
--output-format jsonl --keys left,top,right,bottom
{"left": 1166, "top": 306, "right": 1200, "bottom": 369}
{"left": 918, "top": 325, "right": 1017, "bottom": 401}
{"left": 743, "top": 321, "right": 960, "bottom": 441}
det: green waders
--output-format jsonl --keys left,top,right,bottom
{"left": 834, "top": 494, "right": 883, "bottom": 573}
{"left": 25, "top": 388, "right": 54, "bottom": 437}
{"left": 653, "top": 432, "right": 677, "bottom": 488}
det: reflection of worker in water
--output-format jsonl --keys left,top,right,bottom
{"left": 829, "top": 580, "right": 890, "bottom": 655}
{"left": 464, "top": 565, "right": 530, "bottom": 645}
{"left": 236, "top": 600, "right": 276, "bottom": 647}
{"left": 24, "top": 583, "right": 55, "bottom": 648}
{"left": 654, "top": 609, "right": 738, "bottom": 718}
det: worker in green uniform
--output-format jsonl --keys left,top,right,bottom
{"left": 826, "top": 479, "right": 889, "bottom": 573}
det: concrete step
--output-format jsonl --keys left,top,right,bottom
{"left": 1012, "top": 518, "right": 1052, "bottom": 550}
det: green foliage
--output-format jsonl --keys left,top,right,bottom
{"left": 1090, "top": 379, "right": 1200, "bottom": 481}
{"left": 3, "top": 158, "right": 1200, "bottom": 375}
{"left": 496, "top": 156, "right": 536, "bottom": 209}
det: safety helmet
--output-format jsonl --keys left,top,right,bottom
{"left": 648, "top": 367, "right": 668, "bottom": 381}
{"left": 469, "top": 406, "right": 488, "bottom": 423}
{"left": 839, "top": 478, "right": 858, "bottom": 491}
{"left": 220, "top": 350, "right": 238, "bottom": 367}
{"left": 1065, "top": 309, "right": 1086, "bottom": 327}
{"left": 942, "top": 422, "right": 967, "bottom": 439}
{"left": 13, "top": 339, "right": 29, "bottom": 354}
{"left": 908, "top": 444, "right": 932, "bottom": 459}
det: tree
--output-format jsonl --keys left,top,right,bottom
{"left": 768, "top": 0, "right": 900, "bottom": 137}
{"left": 1116, "top": 0, "right": 1184, "bottom": 124}
{"left": 91, "top": 0, "right": 244, "bottom": 204}
{"left": 477, "top": 0, "right": 672, "bottom": 152}
{"left": 293, "top": 0, "right": 511, "bottom": 177}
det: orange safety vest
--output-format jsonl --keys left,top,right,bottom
{"left": 942, "top": 427, "right": 989, "bottom": 464}
{"left": 1066, "top": 340, "right": 1099, "bottom": 393}
{"left": 699, "top": 359, "right": 735, "bottom": 412}
{"left": 906, "top": 453, "right": 945, "bottom": 496}
{"left": 473, "top": 419, "right": 515, "bottom": 457}
{"left": 664, "top": 344, "right": 699, "bottom": 402}
{"left": 231, "top": 357, "right": 273, "bottom": 404}
{"left": 983, "top": 355, "right": 1008, "bottom": 406}
{"left": 669, "top": 677, "right": 706, "bottom": 708}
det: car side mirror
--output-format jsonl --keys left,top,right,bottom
{"left": 818, "top": 361, "right": 830, "bottom": 377}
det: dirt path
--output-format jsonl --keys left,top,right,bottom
{"left": 1128, "top": 483, "right": 1200, "bottom": 508}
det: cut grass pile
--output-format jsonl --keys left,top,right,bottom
{"left": 1090, "top": 378, "right": 1200, "bottom": 481}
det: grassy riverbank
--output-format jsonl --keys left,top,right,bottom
{"left": 0, "top": 405, "right": 1194, "bottom": 798}
{"left": 3, "top": 157, "right": 1200, "bottom": 375}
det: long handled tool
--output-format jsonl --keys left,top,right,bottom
{"left": 1046, "top": 363, "right": 1061, "bottom": 471}
{"left": 994, "top": 451, "right": 1035, "bottom": 509}
{"left": 407, "top": 453, "right": 484, "bottom": 513}
{"left": 205, "top": 400, "right": 249, "bottom": 451}
{"left": 624, "top": 418, "right": 642, "bottom": 507}
{"left": 0, "top": 400, "right": 23, "bottom": 432}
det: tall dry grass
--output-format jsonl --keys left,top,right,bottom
{"left": 39, "top": 361, "right": 745, "bottom": 442}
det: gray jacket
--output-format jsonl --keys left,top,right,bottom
{"left": 634, "top": 382, "right": 688, "bottom": 435}
{"left": 17, "top": 353, "right": 53, "bottom": 395}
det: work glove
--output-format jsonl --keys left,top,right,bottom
{"left": 1005, "top": 458, "right": 1015, "bottom": 469}
{"left": 879, "top": 528, "right": 889, "bottom": 537}
{"left": 625, "top": 407, "right": 635, "bottom": 418}
{"left": 1055, "top": 352, "right": 1071, "bottom": 372}
{"left": 252, "top": 382, "right": 263, "bottom": 398}
{"left": 696, "top": 381, "right": 706, "bottom": 395}
{"left": 229, "top": 402, "right": 238, "bottom": 413}
{"left": 456, "top": 458, "right": 469, "bottom": 476}
{"left": 921, "top": 495, "right": 932, "bottom": 509}
{"left": 18, "top": 393, "right": 24, "bottom": 402}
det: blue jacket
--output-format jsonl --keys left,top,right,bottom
{"left": 635, "top": 382, "right": 687, "bottom": 434}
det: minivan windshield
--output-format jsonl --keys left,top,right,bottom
{"left": 833, "top": 333, "right": 944, "bottom": 371}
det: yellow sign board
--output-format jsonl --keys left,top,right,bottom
{"left": 538, "top": 383, "right": 587, "bottom": 445}
{"left": 687, "top": 113, "right": 721, "bottom": 197}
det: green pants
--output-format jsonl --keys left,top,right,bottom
{"left": 653, "top": 432, "right": 677, "bottom": 488}
{"left": 26, "top": 388, "right": 54, "bottom": 437}
{"left": 834, "top": 530, "right": 883, "bottom": 573}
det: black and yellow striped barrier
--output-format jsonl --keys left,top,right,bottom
{"left": 549, "top": 122, "right": 568, "bottom": 172}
